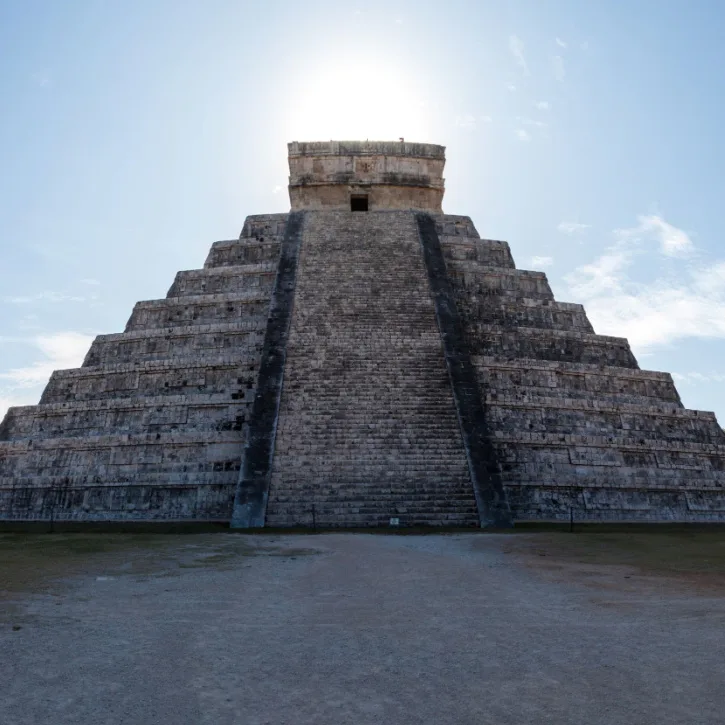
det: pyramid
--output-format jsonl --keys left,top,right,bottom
{"left": 2, "top": 140, "right": 725, "bottom": 527}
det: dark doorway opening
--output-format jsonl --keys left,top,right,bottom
{"left": 351, "top": 195, "right": 369, "bottom": 211}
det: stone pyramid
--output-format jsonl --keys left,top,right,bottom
{"left": 2, "top": 140, "right": 725, "bottom": 527}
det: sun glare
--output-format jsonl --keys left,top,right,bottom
{"left": 284, "top": 59, "right": 431, "bottom": 142}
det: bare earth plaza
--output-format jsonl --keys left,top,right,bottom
{"left": 2, "top": 142, "right": 725, "bottom": 723}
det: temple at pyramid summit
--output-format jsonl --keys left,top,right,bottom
{"left": 2, "top": 140, "right": 725, "bottom": 527}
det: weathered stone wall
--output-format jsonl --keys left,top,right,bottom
{"left": 436, "top": 214, "right": 725, "bottom": 522}
{"left": 3, "top": 138, "right": 725, "bottom": 527}
{"left": 288, "top": 141, "right": 445, "bottom": 212}
{"left": 0, "top": 214, "right": 288, "bottom": 521}
{"left": 264, "top": 210, "right": 479, "bottom": 527}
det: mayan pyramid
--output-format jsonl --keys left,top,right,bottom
{"left": 2, "top": 140, "right": 725, "bottom": 527}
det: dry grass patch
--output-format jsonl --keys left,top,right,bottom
{"left": 500, "top": 528, "right": 725, "bottom": 595}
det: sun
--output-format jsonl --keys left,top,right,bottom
{"left": 284, "top": 58, "right": 431, "bottom": 142}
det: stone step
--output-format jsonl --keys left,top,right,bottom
{"left": 239, "top": 213, "right": 289, "bottom": 240}
{"left": 440, "top": 237, "right": 515, "bottom": 268}
{"left": 468, "top": 327, "right": 638, "bottom": 367}
{"left": 446, "top": 263, "right": 554, "bottom": 300}
{"left": 268, "top": 497, "right": 476, "bottom": 509}
{"left": 502, "top": 466, "right": 725, "bottom": 487}
{"left": 264, "top": 210, "right": 477, "bottom": 525}
{"left": 486, "top": 398, "right": 722, "bottom": 442}
{"left": 166, "top": 263, "right": 276, "bottom": 297}
{"left": 507, "top": 487, "right": 725, "bottom": 521}
{"left": 0, "top": 430, "right": 243, "bottom": 477}
{"left": 269, "top": 490, "right": 476, "bottom": 503}
{"left": 271, "top": 470, "right": 471, "bottom": 482}
{"left": 125, "top": 292, "right": 270, "bottom": 331}
{"left": 433, "top": 214, "right": 480, "bottom": 238}
{"left": 204, "top": 239, "right": 282, "bottom": 269}
{"left": 0, "top": 393, "right": 249, "bottom": 441}
{"left": 40, "top": 357, "right": 257, "bottom": 404}
{"left": 265, "top": 512, "right": 479, "bottom": 528}
{"left": 453, "top": 295, "right": 593, "bottom": 333}
{"left": 84, "top": 322, "right": 264, "bottom": 366}
{"left": 0, "top": 482, "right": 236, "bottom": 522}
{"left": 0, "top": 471, "right": 239, "bottom": 487}
{"left": 495, "top": 429, "right": 725, "bottom": 453}
{"left": 475, "top": 356, "right": 681, "bottom": 405}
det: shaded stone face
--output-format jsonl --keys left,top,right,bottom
{"left": 287, "top": 140, "right": 445, "bottom": 212}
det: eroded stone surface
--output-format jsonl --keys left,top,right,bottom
{"left": 2, "top": 141, "right": 725, "bottom": 525}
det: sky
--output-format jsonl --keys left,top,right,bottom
{"left": 2, "top": 0, "right": 725, "bottom": 422}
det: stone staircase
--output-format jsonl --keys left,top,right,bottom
{"left": 437, "top": 215, "right": 725, "bottom": 521}
{"left": 264, "top": 211, "right": 479, "bottom": 527}
{"left": 0, "top": 214, "right": 288, "bottom": 521}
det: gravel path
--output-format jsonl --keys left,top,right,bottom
{"left": 2, "top": 533, "right": 723, "bottom": 724}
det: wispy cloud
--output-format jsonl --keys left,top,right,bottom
{"left": 515, "top": 129, "right": 531, "bottom": 142}
{"left": 272, "top": 185, "right": 284, "bottom": 194}
{"left": 558, "top": 221, "right": 591, "bottom": 235}
{"left": 80, "top": 278, "right": 101, "bottom": 286}
{"left": 535, "top": 101, "right": 550, "bottom": 111}
{"left": 518, "top": 116, "right": 547, "bottom": 128}
{"left": 0, "top": 332, "right": 94, "bottom": 420}
{"left": 480, "top": 115, "right": 493, "bottom": 123}
{"left": 509, "top": 35, "right": 529, "bottom": 75}
{"left": 556, "top": 38, "right": 567, "bottom": 48}
{"left": 455, "top": 114, "right": 477, "bottom": 130}
{"left": 553, "top": 55, "right": 566, "bottom": 82}
{"left": 3, "top": 291, "right": 87, "bottom": 304}
{"left": 615, "top": 215, "right": 694, "bottom": 257}
{"left": 506, "top": 82, "right": 517, "bottom": 92}
{"left": 564, "top": 215, "right": 725, "bottom": 352}
{"left": 531, "top": 256, "right": 554, "bottom": 268}
{"left": 31, "top": 70, "right": 51, "bottom": 87}
{"left": 673, "top": 371, "right": 725, "bottom": 385}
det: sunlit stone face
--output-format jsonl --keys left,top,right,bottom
{"left": 287, "top": 140, "right": 445, "bottom": 212}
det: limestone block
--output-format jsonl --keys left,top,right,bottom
{"left": 85, "top": 324, "right": 264, "bottom": 366}
{"left": 166, "top": 264, "right": 276, "bottom": 297}
{"left": 441, "top": 237, "right": 516, "bottom": 268}
{"left": 125, "top": 292, "right": 270, "bottom": 331}
{"left": 40, "top": 358, "right": 255, "bottom": 404}
{"left": 467, "top": 326, "right": 638, "bottom": 366}
{"left": 204, "top": 240, "right": 282, "bottom": 269}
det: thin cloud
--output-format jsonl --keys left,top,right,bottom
{"left": 673, "top": 372, "right": 725, "bottom": 384}
{"left": 506, "top": 83, "right": 517, "bottom": 92}
{"left": 480, "top": 115, "right": 493, "bottom": 123}
{"left": 553, "top": 55, "right": 566, "bottom": 82}
{"left": 31, "top": 71, "right": 51, "bottom": 87}
{"left": 509, "top": 35, "right": 530, "bottom": 75}
{"left": 455, "top": 114, "right": 477, "bottom": 130}
{"left": 615, "top": 215, "right": 694, "bottom": 258}
{"left": 531, "top": 256, "right": 554, "bottom": 268}
{"left": 535, "top": 101, "right": 550, "bottom": 111}
{"left": 272, "top": 185, "right": 284, "bottom": 194}
{"left": 515, "top": 129, "right": 531, "bottom": 142}
{"left": 0, "top": 332, "right": 94, "bottom": 419}
{"left": 556, "top": 38, "right": 567, "bottom": 48}
{"left": 4, "top": 291, "right": 87, "bottom": 304}
{"left": 558, "top": 221, "right": 591, "bottom": 235}
{"left": 80, "top": 278, "right": 101, "bottom": 286}
{"left": 564, "top": 215, "right": 722, "bottom": 352}
{"left": 518, "top": 116, "right": 547, "bottom": 128}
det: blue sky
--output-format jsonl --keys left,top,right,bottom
{"left": 2, "top": 0, "right": 725, "bottom": 422}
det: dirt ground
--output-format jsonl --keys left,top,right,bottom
{"left": 2, "top": 529, "right": 724, "bottom": 724}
